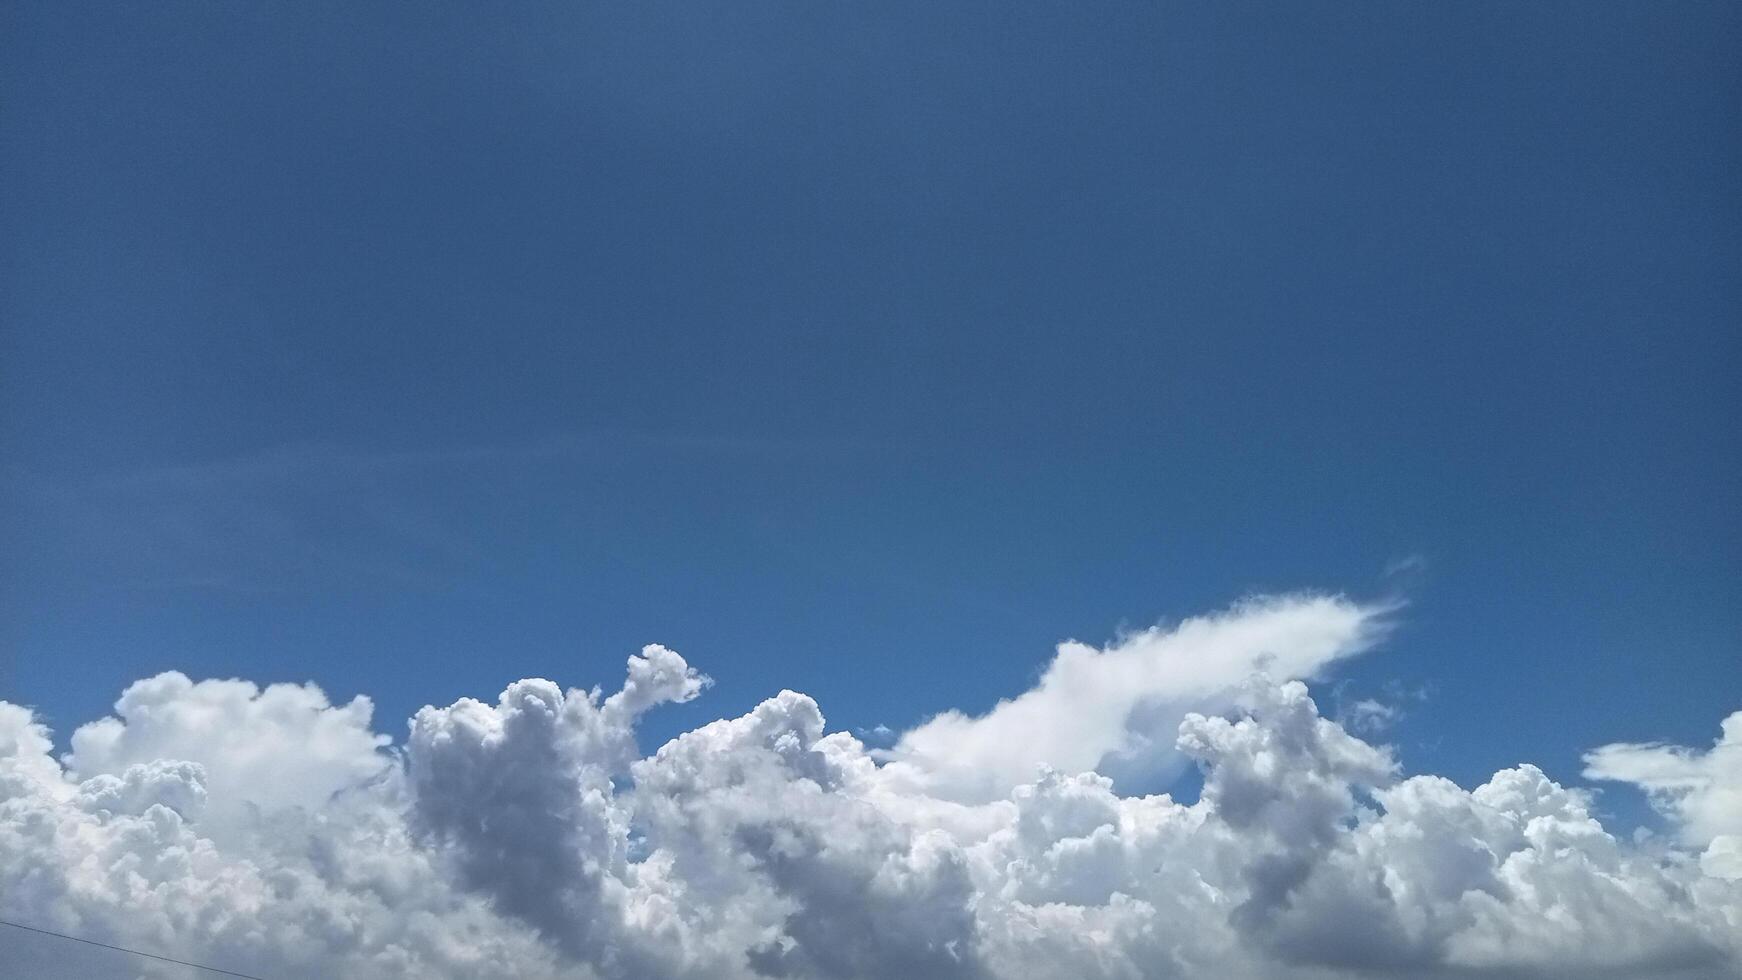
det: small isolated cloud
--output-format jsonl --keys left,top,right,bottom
{"left": 1, "top": 594, "right": 1739, "bottom": 979}
{"left": 1381, "top": 554, "right": 1428, "bottom": 580}
{"left": 854, "top": 724, "right": 895, "bottom": 742}
{"left": 1341, "top": 696, "right": 1399, "bottom": 735}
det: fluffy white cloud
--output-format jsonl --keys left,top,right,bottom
{"left": 1, "top": 594, "right": 1738, "bottom": 979}
{"left": 880, "top": 594, "right": 1384, "bottom": 802}
{"left": 405, "top": 645, "right": 706, "bottom": 973}
{"left": 1585, "top": 710, "right": 1742, "bottom": 882}
{"left": 2, "top": 677, "right": 583, "bottom": 979}
{"left": 63, "top": 671, "right": 391, "bottom": 843}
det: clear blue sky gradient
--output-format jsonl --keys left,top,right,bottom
{"left": 2, "top": 3, "right": 1737, "bottom": 824}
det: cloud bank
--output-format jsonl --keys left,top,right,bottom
{"left": 2, "top": 594, "right": 1738, "bottom": 979}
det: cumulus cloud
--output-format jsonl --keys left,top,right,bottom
{"left": 1585, "top": 710, "right": 1742, "bottom": 881}
{"left": 1, "top": 594, "right": 1738, "bottom": 979}
{"left": 880, "top": 594, "right": 1385, "bottom": 802}
{"left": 63, "top": 671, "right": 390, "bottom": 843}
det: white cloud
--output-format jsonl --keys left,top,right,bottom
{"left": 879, "top": 594, "right": 1385, "bottom": 801}
{"left": 0, "top": 696, "right": 576, "bottom": 979}
{"left": 64, "top": 671, "right": 391, "bottom": 843}
{"left": 1585, "top": 710, "right": 1742, "bottom": 883}
{"left": 2, "top": 595, "right": 1738, "bottom": 979}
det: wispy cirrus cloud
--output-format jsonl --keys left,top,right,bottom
{"left": 12, "top": 431, "right": 872, "bottom": 595}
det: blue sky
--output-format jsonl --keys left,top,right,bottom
{"left": 2, "top": 0, "right": 1737, "bottom": 834}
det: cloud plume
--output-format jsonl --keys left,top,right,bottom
{"left": 2, "top": 594, "right": 1738, "bottom": 979}
{"left": 1586, "top": 709, "right": 1742, "bottom": 881}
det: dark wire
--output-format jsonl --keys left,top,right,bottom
{"left": 0, "top": 918, "right": 270, "bottom": 979}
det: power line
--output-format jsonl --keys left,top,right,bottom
{"left": 0, "top": 918, "right": 270, "bottom": 980}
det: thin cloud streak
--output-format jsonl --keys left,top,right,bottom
{"left": 13, "top": 431, "right": 888, "bottom": 595}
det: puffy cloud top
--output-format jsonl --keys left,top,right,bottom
{"left": 1, "top": 595, "right": 1738, "bottom": 979}
{"left": 64, "top": 671, "right": 390, "bottom": 842}
{"left": 880, "top": 595, "right": 1383, "bottom": 802}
